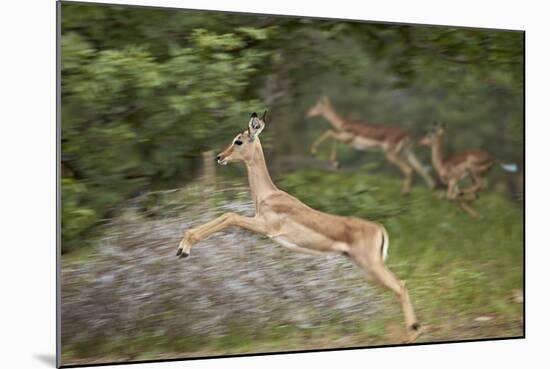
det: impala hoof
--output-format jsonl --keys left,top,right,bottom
{"left": 176, "top": 249, "right": 189, "bottom": 258}
{"left": 405, "top": 322, "right": 422, "bottom": 343}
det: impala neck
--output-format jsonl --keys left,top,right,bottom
{"left": 245, "top": 139, "right": 278, "bottom": 209}
{"left": 321, "top": 103, "right": 346, "bottom": 130}
{"left": 430, "top": 137, "right": 447, "bottom": 175}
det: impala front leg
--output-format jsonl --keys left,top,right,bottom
{"left": 311, "top": 130, "right": 335, "bottom": 155}
{"left": 460, "top": 171, "right": 483, "bottom": 198}
{"left": 444, "top": 179, "right": 480, "bottom": 218}
{"left": 310, "top": 130, "right": 353, "bottom": 155}
{"left": 176, "top": 213, "right": 266, "bottom": 258}
{"left": 445, "top": 178, "right": 460, "bottom": 200}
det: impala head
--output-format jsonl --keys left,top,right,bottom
{"left": 306, "top": 95, "right": 331, "bottom": 118}
{"left": 419, "top": 121, "right": 446, "bottom": 146}
{"left": 216, "top": 111, "right": 267, "bottom": 165}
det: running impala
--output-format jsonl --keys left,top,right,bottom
{"left": 176, "top": 111, "right": 421, "bottom": 342}
{"left": 419, "top": 122, "right": 517, "bottom": 217}
{"left": 306, "top": 95, "right": 435, "bottom": 196}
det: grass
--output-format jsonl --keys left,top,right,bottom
{"left": 61, "top": 168, "right": 524, "bottom": 365}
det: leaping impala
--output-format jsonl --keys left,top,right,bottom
{"left": 306, "top": 95, "right": 435, "bottom": 196}
{"left": 176, "top": 111, "right": 421, "bottom": 343}
{"left": 419, "top": 122, "right": 517, "bottom": 217}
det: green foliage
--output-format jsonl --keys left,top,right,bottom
{"left": 61, "top": 179, "right": 96, "bottom": 242}
{"left": 61, "top": 5, "right": 273, "bottom": 251}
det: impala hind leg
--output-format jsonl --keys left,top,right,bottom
{"left": 404, "top": 148, "right": 436, "bottom": 189}
{"left": 457, "top": 201, "right": 481, "bottom": 218}
{"left": 370, "top": 264, "right": 420, "bottom": 342}
{"left": 385, "top": 150, "right": 414, "bottom": 196}
{"left": 445, "top": 179, "right": 480, "bottom": 218}
{"left": 460, "top": 171, "right": 483, "bottom": 197}
{"left": 352, "top": 254, "right": 420, "bottom": 343}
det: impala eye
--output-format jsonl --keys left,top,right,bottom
{"left": 234, "top": 140, "right": 243, "bottom": 146}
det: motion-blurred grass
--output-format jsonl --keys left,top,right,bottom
{"left": 62, "top": 168, "right": 523, "bottom": 364}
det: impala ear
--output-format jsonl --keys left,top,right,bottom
{"left": 248, "top": 112, "right": 265, "bottom": 141}
{"left": 260, "top": 110, "right": 267, "bottom": 122}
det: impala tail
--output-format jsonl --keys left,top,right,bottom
{"left": 380, "top": 227, "right": 390, "bottom": 262}
{"left": 500, "top": 162, "right": 518, "bottom": 173}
